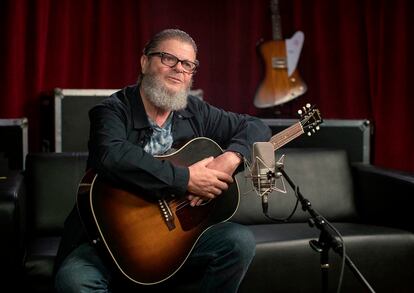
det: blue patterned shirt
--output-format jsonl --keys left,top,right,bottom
{"left": 143, "top": 113, "right": 174, "bottom": 155}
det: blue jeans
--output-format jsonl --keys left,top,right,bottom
{"left": 55, "top": 222, "right": 255, "bottom": 292}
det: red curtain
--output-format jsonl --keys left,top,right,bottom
{"left": 0, "top": 0, "right": 413, "bottom": 173}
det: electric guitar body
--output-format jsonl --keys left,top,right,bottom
{"left": 255, "top": 0, "right": 307, "bottom": 108}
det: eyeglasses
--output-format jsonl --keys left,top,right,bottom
{"left": 147, "top": 51, "right": 199, "bottom": 74}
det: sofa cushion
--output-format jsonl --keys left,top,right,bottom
{"left": 240, "top": 222, "right": 414, "bottom": 293}
{"left": 232, "top": 149, "right": 358, "bottom": 224}
{"left": 25, "top": 153, "right": 88, "bottom": 235}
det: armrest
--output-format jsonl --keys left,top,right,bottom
{"left": 351, "top": 163, "right": 414, "bottom": 231}
{"left": 0, "top": 171, "right": 26, "bottom": 274}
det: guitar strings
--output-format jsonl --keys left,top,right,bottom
{"left": 168, "top": 198, "right": 190, "bottom": 211}
{"left": 270, "top": 123, "right": 303, "bottom": 149}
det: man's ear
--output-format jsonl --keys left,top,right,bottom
{"left": 140, "top": 55, "right": 149, "bottom": 74}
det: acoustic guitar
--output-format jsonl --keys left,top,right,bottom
{"left": 77, "top": 105, "right": 322, "bottom": 285}
{"left": 255, "top": 0, "right": 307, "bottom": 108}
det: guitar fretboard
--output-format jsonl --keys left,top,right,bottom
{"left": 271, "top": 0, "right": 283, "bottom": 41}
{"left": 269, "top": 122, "right": 304, "bottom": 150}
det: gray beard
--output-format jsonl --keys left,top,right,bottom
{"left": 140, "top": 73, "right": 191, "bottom": 111}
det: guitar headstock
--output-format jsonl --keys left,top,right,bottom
{"left": 298, "top": 104, "right": 323, "bottom": 136}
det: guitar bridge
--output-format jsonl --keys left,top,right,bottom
{"left": 158, "top": 199, "right": 176, "bottom": 231}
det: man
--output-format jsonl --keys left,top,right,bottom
{"left": 54, "top": 29, "right": 271, "bottom": 292}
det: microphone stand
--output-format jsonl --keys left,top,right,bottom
{"left": 278, "top": 167, "right": 376, "bottom": 293}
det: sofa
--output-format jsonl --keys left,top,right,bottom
{"left": 1, "top": 148, "right": 413, "bottom": 292}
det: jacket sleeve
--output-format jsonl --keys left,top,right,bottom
{"left": 190, "top": 98, "right": 272, "bottom": 161}
{"left": 87, "top": 99, "right": 189, "bottom": 199}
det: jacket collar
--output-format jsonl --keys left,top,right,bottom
{"left": 129, "top": 85, "right": 151, "bottom": 130}
{"left": 175, "top": 107, "right": 193, "bottom": 119}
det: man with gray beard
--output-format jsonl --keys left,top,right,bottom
{"left": 54, "top": 29, "right": 271, "bottom": 293}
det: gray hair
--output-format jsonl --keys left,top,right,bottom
{"left": 142, "top": 29, "right": 198, "bottom": 55}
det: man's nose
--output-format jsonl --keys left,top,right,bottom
{"left": 173, "top": 61, "right": 185, "bottom": 73}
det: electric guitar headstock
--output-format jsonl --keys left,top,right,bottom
{"left": 298, "top": 104, "right": 323, "bottom": 136}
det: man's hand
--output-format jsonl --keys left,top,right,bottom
{"left": 187, "top": 156, "right": 234, "bottom": 206}
{"left": 187, "top": 152, "right": 242, "bottom": 207}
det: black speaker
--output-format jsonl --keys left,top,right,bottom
{"left": 41, "top": 88, "right": 117, "bottom": 152}
{"left": 0, "top": 118, "right": 28, "bottom": 174}
{"left": 262, "top": 119, "right": 372, "bottom": 163}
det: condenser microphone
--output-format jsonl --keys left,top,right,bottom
{"left": 251, "top": 142, "right": 277, "bottom": 213}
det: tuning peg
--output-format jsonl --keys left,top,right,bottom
{"left": 299, "top": 103, "right": 317, "bottom": 116}
{"left": 307, "top": 131, "right": 312, "bottom": 136}
{"left": 316, "top": 126, "right": 320, "bottom": 131}
{"left": 303, "top": 103, "right": 312, "bottom": 113}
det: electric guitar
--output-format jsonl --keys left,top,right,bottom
{"left": 76, "top": 105, "right": 322, "bottom": 285}
{"left": 254, "top": 0, "right": 307, "bottom": 108}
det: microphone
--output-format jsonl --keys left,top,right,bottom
{"left": 251, "top": 142, "right": 277, "bottom": 214}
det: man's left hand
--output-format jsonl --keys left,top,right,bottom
{"left": 188, "top": 151, "right": 242, "bottom": 206}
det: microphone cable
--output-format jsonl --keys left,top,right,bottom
{"left": 262, "top": 191, "right": 300, "bottom": 223}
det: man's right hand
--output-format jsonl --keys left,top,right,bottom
{"left": 187, "top": 157, "right": 234, "bottom": 206}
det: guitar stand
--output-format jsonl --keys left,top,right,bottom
{"left": 278, "top": 168, "right": 376, "bottom": 293}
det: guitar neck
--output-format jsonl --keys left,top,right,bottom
{"left": 269, "top": 122, "right": 304, "bottom": 150}
{"left": 271, "top": 0, "right": 283, "bottom": 40}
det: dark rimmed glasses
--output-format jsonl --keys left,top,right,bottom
{"left": 147, "top": 51, "right": 199, "bottom": 74}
